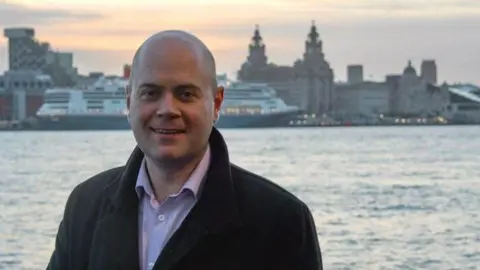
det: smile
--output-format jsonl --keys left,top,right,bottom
{"left": 149, "top": 128, "right": 185, "bottom": 134}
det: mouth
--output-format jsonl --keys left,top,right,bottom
{"left": 149, "top": 127, "right": 186, "bottom": 135}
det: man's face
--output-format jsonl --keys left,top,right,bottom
{"left": 126, "top": 38, "right": 224, "bottom": 164}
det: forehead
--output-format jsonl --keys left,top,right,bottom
{"left": 134, "top": 39, "right": 209, "bottom": 86}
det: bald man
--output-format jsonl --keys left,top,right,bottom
{"left": 46, "top": 30, "right": 323, "bottom": 270}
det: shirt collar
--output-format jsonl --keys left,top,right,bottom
{"left": 135, "top": 145, "right": 211, "bottom": 200}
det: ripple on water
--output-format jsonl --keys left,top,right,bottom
{"left": 1, "top": 127, "right": 480, "bottom": 269}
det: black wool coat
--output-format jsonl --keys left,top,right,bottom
{"left": 46, "top": 127, "right": 323, "bottom": 270}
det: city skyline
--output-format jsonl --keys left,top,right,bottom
{"left": 1, "top": 0, "right": 479, "bottom": 84}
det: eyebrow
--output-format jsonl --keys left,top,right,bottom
{"left": 138, "top": 82, "right": 201, "bottom": 91}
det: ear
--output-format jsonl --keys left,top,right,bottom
{"left": 213, "top": 86, "right": 224, "bottom": 121}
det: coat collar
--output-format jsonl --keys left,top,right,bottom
{"left": 107, "top": 127, "right": 242, "bottom": 232}
{"left": 99, "top": 127, "right": 243, "bottom": 270}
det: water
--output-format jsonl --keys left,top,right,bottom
{"left": 1, "top": 126, "right": 479, "bottom": 270}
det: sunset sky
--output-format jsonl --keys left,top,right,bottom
{"left": 1, "top": 0, "right": 479, "bottom": 84}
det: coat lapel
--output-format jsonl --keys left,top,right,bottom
{"left": 89, "top": 207, "right": 140, "bottom": 270}
{"left": 152, "top": 127, "right": 243, "bottom": 270}
{"left": 89, "top": 146, "right": 144, "bottom": 270}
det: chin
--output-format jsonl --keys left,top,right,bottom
{"left": 149, "top": 147, "right": 187, "bottom": 163}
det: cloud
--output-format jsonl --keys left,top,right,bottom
{"left": 70, "top": 49, "right": 132, "bottom": 75}
{"left": 281, "top": 0, "right": 480, "bottom": 10}
{"left": 21, "top": 0, "right": 480, "bottom": 12}
{"left": 18, "top": 8, "right": 480, "bottom": 68}
{"left": 1, "top": 0, "right": 479, "bottom": 84}
{"left": 0, "top": 0, "right": 103, "bottom": 26}
{"left": 22, "top": 0, "right": 480, "bottom": 43}
{"left": 9, "top": 0, "right": 479, "bottom": 50}
{"left": 256, "top": 0, "right": 480, "bottom": 20}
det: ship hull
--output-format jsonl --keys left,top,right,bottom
{"left": 35, "top": 115, "right": 131, "bottom": 130}
{"left": 34, "top": 110, "right": 299, "bottom": 130}
{"left": 215, "top": 110, "right": 299, "bottom": 128}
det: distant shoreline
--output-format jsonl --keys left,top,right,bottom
{"left": 0, "top": 123, "right": 478, "bottom": 132}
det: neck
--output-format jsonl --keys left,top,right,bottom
{"left": 145, "top": 146, "right": 208, "bottom": 202}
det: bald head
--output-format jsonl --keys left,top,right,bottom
{"left": 129, "top": 30, "right": 217, "bottom": 92}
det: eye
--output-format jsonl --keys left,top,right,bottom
{"left": 176, "top": 89, "right": 197, "bottom": 101}
{"left": 139, "top": 89, "right": 158, "bottom": 100}
{"left": 181, "top": 91, "right": 194, "bottom": 98}
{"left": 145, "top": 90, "right": 155, "bottom": 96}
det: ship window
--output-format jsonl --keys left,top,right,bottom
{"left": 458, "top": 104, "right": 480, "bottom": 111}
{"left": 0, "top": 81, "right": 3, "bottom": 88}
{"left": 223, "top": 106, "right": 261, "bottom": 115}
{"left": 14, "top": 81, "right": 19, "bottom": 88}
{"left": 45, "top": 92, "right": 71, "bottom": 104}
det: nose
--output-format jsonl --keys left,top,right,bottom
{"left": 155, "top": 91, "right": 180, "bottom": 118}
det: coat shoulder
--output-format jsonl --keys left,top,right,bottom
{"left": 229, "top": 164, "right": 323, "bottom": 269}
{"left": 64, "top": 166, "right": 125, "bottom": 214}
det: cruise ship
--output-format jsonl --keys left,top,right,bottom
{"left": 35, "top": 75, "right": 301, "bottom": 130}
{"left": 216, "top": 81, "right": 300, "bottom": 128}
{"left": 442, "top": 84, "right": 480, "bottom": 124}
{"left": 36, "top": 76, "right": 130, "bottom": 130}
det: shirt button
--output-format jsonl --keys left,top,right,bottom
{"left": 157, "top": 214, "right": 165, "bottom": 221}
{"left": 148, "top": 262, "right": 154, "bottom": 269}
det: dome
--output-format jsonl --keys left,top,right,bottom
{"left": 403, "top": 60, "right": 417, "bottom": 75}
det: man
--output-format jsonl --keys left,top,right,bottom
{"left": 47, "top": 30, "right": 323, "bottom": 270}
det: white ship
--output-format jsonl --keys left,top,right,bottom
{"left": 36, "top": 76, "right": 129, "bottom": 130}
{"left": 216, "top": 80, "right": 301, "bottom": 128}
{"left": 35, "top": 74, "right": 301, "bottom": 130}
{"left": 443, "top": 84, "right": 480, "bottom": 124}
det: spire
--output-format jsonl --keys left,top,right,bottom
{"left": 308, "top": 20, "right": 319, "bottom": 43}
{"left": 251, "top": 24, "right": 263, "bottom": 47}
{"left": 246, "top": 24, "right": 267, "bottom": 67}
{"left": 303, "top": 20, "right": 326, "bottom": 63}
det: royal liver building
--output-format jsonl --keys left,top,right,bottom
{"left": 293, "top": 23, "right": 335, "bottom": 116}
{"left": 237, "top": 22, "right": 335, "bottom": 117}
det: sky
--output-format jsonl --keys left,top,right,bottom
{"left": 1, "top": 0, "right": 479, "bottom": 84}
